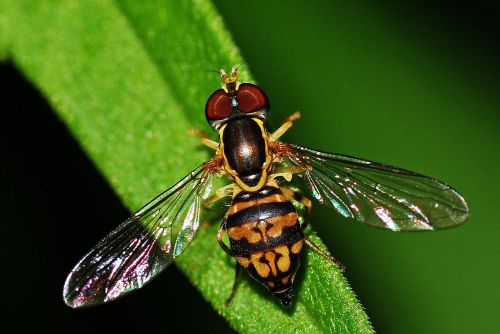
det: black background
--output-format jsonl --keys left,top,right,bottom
{"left": 0, "top": 65, "right": 234, "bottom": 333}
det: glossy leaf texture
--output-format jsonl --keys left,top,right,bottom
{"left": 0, "top": 1, "right": 372, "bottom": 333}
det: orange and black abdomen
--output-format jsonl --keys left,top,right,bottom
{"left": 225, "top": 186, "right": 304, "bottom": 305}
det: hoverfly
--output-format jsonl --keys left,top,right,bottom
{"left": 63, "top": 66, "right": 469, "bottom": 308}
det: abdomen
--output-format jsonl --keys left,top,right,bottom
{"left": 225, "top": 185, "right": 304, "bottom": 304}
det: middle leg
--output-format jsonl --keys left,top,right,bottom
{"left": 216, "top": 221, "right": 232, "bottom": 256}
{"left": 281, "top": 187, "right": 312, "bottom": 230}
{"left": 203, "top": 183, "right": 235, "bottom": 209}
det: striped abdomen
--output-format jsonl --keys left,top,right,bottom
{"left": 225, "top": 185, "right": 304, "bottom": 305}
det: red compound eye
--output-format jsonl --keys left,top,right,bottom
{"left": 205, "top": 89, "right": 232, "bottom": 120}
{"left": 236, "top": 83, "right": 269, "bottom": 113}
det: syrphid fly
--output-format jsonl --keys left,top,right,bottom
{"left": 63, "top": 66, "right": 469, "bottom": 307}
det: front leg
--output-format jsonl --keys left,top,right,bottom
{"left": 269, "top": 112, "right": 301, "bottom": 141}
{"left": 189, "top": 128, "right": 219, "bottom": 150}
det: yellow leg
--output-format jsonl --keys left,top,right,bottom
{"left": 216, "top": 223, "right": 232, "bottom": 256}
{"left": 270, "top": 112, "right": 301, "bottom": 141}
{"left": 268, "top": 166, "right": 306, "bottom": 183}
{"left": 281, "top": 187, "right": 312, "bottom": 229}
{"left": 203, "top": 184, "right": 235, "bottom": 208}
{"left": 281, "top": 187, "right": 345, "bottom": 271}
{"left": 189, "top": 128, "right": 219, "bottom": 150}
{"left": 225, "top": 263, "right": 242, "bottom": 306}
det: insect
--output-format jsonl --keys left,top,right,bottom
{"left": 63, "top": 66, "right": 469, "bottom": 308}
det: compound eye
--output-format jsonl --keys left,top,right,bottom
{"left": 236, "top": 83, "right": 269, "bottom": 113}
{"left": 205, "top": 89, "right": 232, "bottom": 120}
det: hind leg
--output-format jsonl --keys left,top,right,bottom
{"left": 216, "top": 220, "right": 244, "bottom": 305}
{"left": 282, "top": 187, "right": 345, "bottom": 271}
{"left": 304, "top": 237, "right": 345, "bottom": 272}
{"left": 225, "top": 263, "right": 243, "bottom": 306}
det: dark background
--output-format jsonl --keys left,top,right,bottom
{"left": 1, "top": 1, "right": 499, "bottom": 333}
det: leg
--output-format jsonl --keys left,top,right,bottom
{"left": 204, "top": 184, "right": 235, "bottom": 209}
{"left": 270, "top": 112, "right": 301, "bottom": 141}
{"left": 281, "top": 187, "right": 312, "bottom": 230}
{"left": 225, "top": 263, "right": 243, "bottom": 306}
{"left": 189, "top": 128, "right": 219, "bottom": 150}
{"left": 304, "top": 237, "right": 345, "bottom": 272}
{"left": 268, "top": 165, "right": 306, "bottom": 183}
{"left": 282, "top": 188, "right": 345, "bottom": 271}
{"left": 216, "top": 222, "right": 232, "bottom": 256}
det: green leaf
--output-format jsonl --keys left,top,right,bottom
{"left": 0, "top": 1, "right": 372, "bottom": 333}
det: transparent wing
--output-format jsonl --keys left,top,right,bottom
{"left": 63, "top": 163, "right": 215, "bottom": 308}
{"left": 281, "top": 144, "right": 469, "bottom": 231}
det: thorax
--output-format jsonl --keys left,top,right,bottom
{"left": 219, "top": 117, "right": 272, "bottom": 192}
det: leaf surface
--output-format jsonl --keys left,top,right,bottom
{"left": 0, "top": 1, "right": 372, "bottom": 333}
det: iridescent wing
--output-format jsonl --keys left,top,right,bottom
{"left": 63, "top": 163, "right": 215, "bottom": 308}
{"left": 281, "top": 144, "right": 469, "bottom": 231}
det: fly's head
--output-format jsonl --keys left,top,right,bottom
{"left": 205, "top": 66, "right": 269, "bottom": 131}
